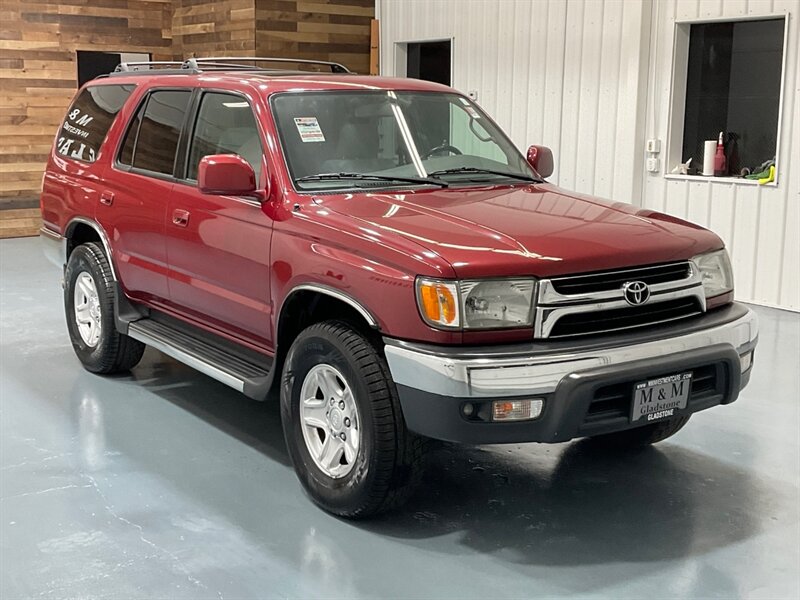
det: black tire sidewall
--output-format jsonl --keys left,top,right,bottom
{"left": 281, "top": 325, "right": 381, "bottom": 515}
{"left": 64, "top": 245, "right": 118, "bottom": 372}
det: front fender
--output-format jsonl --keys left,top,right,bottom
{"left": 270, "top": 225, "right": 462, "bottom": 345}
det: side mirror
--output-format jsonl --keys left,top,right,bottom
{"left": 526, "top": 145, "right": 554, "bottom": 179}
{"left": 198, "top": 154, "right": 259, "bottom": 197}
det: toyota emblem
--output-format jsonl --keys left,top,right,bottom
{"left": 622, "top": 280, "right": 650, "bottom": 306}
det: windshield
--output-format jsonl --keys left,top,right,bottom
{"left": 271, "top": 91, "right": 538, "bottom": 191}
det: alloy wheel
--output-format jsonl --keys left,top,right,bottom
{"left": 299, "top": 364, "right": 361, "bottom": 478}
{"left": 73, "top": 271, "right": 102, "bottom": 347}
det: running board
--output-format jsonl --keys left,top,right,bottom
{"left": 127, "top": 319, "right": 273, "bottom": 400}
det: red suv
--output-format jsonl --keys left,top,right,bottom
{"left": 40, "top": 57, "right": 758, "bottom": 517}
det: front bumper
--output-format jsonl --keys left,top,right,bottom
{"left": 384, "top": 303, "right": 758, "bottom": 443}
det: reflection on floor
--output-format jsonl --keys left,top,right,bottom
{"left": 2, "top": 236, "right": 799, "bottom": 599}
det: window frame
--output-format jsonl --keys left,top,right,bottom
{"left": 664, "top": 13, "right": 790, "bottom": 187}
{"left": 179, "top": 89, "right": 267, "bottom": 186}
{"left": 112, "top": 86, "right": 196, "bottom": 183}
{"left": 56, "top": 83, "right": 137, "bottom": 165}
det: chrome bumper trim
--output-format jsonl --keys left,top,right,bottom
{"left": 39, "top": 226, "right": 66, "bottom": 269}
{"left": 384, "top": 307, "right": 758, "bottom": 398}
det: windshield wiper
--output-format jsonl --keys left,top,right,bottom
{"left": 295, "top": 172, "right": 448, "bottom": 188}
{"left": 428, "top": 167, "right": 543, "bottom": 183}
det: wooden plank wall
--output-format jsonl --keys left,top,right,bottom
{"left": 172, "top": 0, "right": 256, "bottom": 57}
{"left": 0, "top": 208, "right": 42, "bottom": 239}
{"left": 255, "top": 0, "right": 374, "bottom": 74}
{"left": 0, "top": 0, "right": 173, "bottom": 206}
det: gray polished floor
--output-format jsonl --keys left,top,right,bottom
{"left": 1, "top": 236, "right": 799, "bottom": 599}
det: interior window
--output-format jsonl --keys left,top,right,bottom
{"left": 187, "top": 92, "right": 264, "bottom": 181}
{"left": 446, "top": 102, "right": 507, "bottom": 163}
{"left": 131, "top": 90, "right": 191, "bottom": 175}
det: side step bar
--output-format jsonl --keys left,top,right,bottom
{"left": 127, "top": 319, "right": 273, "bottom": 400}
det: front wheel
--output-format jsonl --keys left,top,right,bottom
{"left": 280, "top": 321, "right": 425, "bottom": 518}
{"left": 64, "top": 242, "right": 145, "bottom": 374}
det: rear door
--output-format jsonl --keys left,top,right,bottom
{"left": 164, "top": 90, "right": 274, "bottom": 349}
{"left": 99, "top": 88, "right": 193, "bottom": 304}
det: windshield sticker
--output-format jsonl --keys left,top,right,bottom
{"left": 294, "top": 117, "right": 326, "bottom": 143}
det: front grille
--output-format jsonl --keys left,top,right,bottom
{"left": 548, "top": 297, "right": 703, "bottom": 338}
{"left": 581, "top": 364, "right": 720, "bottom": 429}
{"left": 536, "top": 261, "right": 705, "bottom": 339}
{"left": 550, "top": 262, "right": 692, "bottom": 295}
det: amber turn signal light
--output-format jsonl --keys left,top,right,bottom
{"left": 416, "top": 278, "right": 460, "bottom": 328}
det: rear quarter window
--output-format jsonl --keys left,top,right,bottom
{"left": 56, "top": 84, "right": 135, "bottom": 163}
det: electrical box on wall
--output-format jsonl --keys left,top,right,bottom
{"left": 646, "top": 139, "right": 661, "bottom": 153}
{"left": 646, "top": 157, "right": 661, "bottom": 173}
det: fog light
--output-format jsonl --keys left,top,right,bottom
{"left": 740, "top": 350, "right": 753, "bottom": 373}
{"left": 492, "top": 399, "right": 543, "bottom": 422}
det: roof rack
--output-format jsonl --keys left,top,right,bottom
{"left": 109, "top": 56, "right": 351, "bottom": 77}
{"left": 185, "top": 57, "right": 351, "bottom": 73}
{"left": 113, "top": 61, "right": 192, "bottom": 73}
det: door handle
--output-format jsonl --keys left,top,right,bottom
{"left": 172, "top": 209, "right": 190, "bottom": 227}
{"left": 100, "top": 191, "right": 114, "bottom": 206}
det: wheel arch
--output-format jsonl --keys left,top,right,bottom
{"left": 65, "top": 218, "right": 117, "bottom": 280}
{"left": 272, "top": 285, "right": 381, "bottom": 390}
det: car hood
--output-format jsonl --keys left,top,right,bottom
{"left": 319, "top": 183, "right": 723, "bottom": 279}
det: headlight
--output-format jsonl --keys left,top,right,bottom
{"left": 416, "top": 277, "right": 535, "bottom": 330}
{"left": 692, "top": 249, "right": 734, "bottom": 297}
{"left": 460, "top": 279, "right": 534, "bottom": 329}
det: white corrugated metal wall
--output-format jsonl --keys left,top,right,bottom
{"left": 377, "top": 0, "right": 800, "bottom": 310}
{"left": 643, "top": 0, "right": 799, "bottom": 309}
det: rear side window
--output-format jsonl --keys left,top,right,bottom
{"left": 119, "top": 90, "right": 191, "bottom": 176}
{"left": 117, "top": 102, "right": 141, "bottom": 167}
{"left": 56, "top": 84, "right": 134, "bottom": 163}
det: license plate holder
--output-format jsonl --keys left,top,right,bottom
{"left": 631, "top": 372, "right": 692, "bottom": 423}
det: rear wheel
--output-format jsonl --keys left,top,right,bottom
{"left": 589, "top": 415, "right": 691, "bottom": 448}
{"left": 280, "top": 320, "right": 425, "bottom": 518}
{"left": 64, "top": 242, "right": 145, "bottom": 374}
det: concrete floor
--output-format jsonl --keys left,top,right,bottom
{"left": 1, "top": 236, "right": 798, "bottom": 600}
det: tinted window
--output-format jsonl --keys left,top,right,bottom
{"left": 132, "top": 90, "right": 191, "bottom": 175}
{"left": 118, "top": 100, "right": 143, "bottom": 166}
{"left": 56, "top": 84, "right": 134, "bottom": 163}
{"left": 187, "top": 92, "right": 263, "bottom": 181}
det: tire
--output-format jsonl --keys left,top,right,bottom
{"left": 280, "top": 320, "right": 426, "bottom": 518}
{"left": 64, "top": 242, "right": 145, "bottom": 374}
{"left": 589, "top": 415, "right": 691, "bottom": 448}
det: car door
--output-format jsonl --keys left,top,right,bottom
{"left": 99, "top": 88, "right": 193, "bottom": 304}
{"left": 165, "top": 90, "right": 274, "bottom": 349}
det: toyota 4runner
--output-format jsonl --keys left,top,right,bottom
{"left": 40, "top": 57, "right": 758, "bottom": 517}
